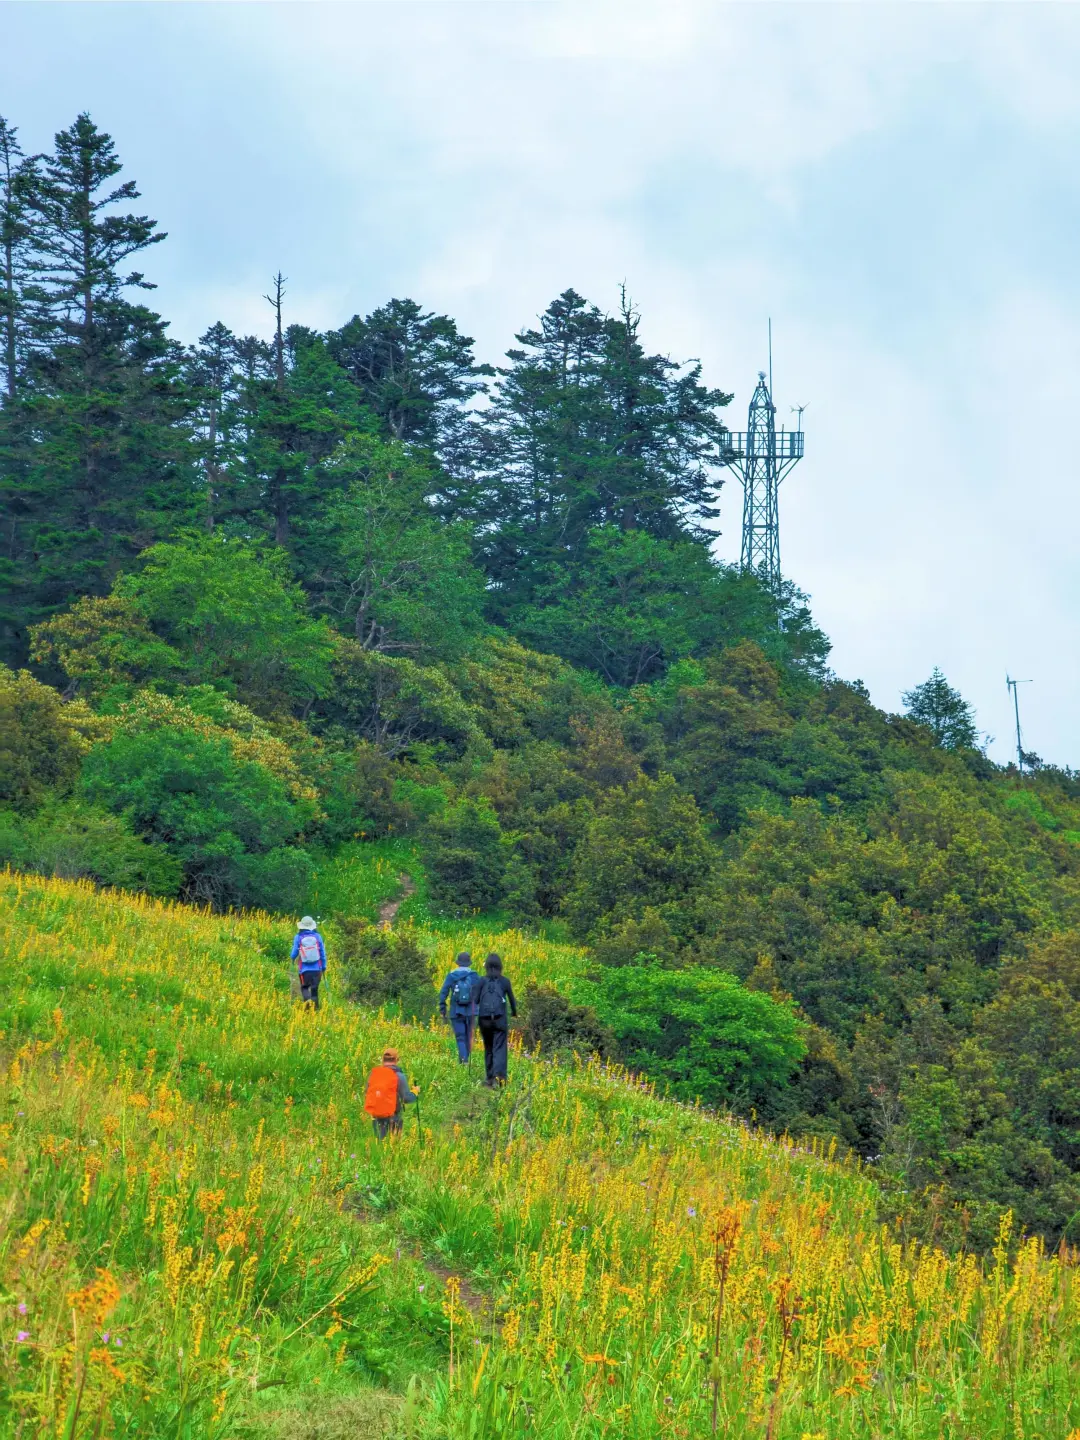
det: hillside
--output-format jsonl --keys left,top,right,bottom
{"left": 1, "top": 872, "right": 1077, "bottom": 1439}
{"left": 3, "top": 105, "right": 1080, "bottom": 1278}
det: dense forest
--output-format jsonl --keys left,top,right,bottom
{"left": 3, "top": 112, "right": 1080, "bottom": 1250}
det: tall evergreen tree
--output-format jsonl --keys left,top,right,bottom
{"left": 0, "top": 116, "right": 38, "bottom": 399}
{"left": 0, "top": 114, "right": 195, "bottom": 662}
{"left": 902, "top": 668, "right": 979, "bottom": 750}
{"left": 186, "top": 321, "right": 238, "bottom": 532}
{"left": 326, "top": 297, "right": 491, "bottom": 453}
{"left": 481, "top": 288, "right": 732, "bottom": 609}
{"left": 233, "top": 299, "right": 368, "bottom": 559}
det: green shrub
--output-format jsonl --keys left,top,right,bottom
{"left": 305, "top": 742, "right": 412, "bottom": 846}
{"left": 519, "top": 982, "right": 614, "bottom": 1060}
{"left": 81, "top": 726, "right": 313, "bottom": 911}
{"left": 420, "top": 798, "right": 508, "bottom": 916}
{"left": 337, "top": 919, "right": 436, "bottom": 1021}
{"left": 0, "top": 799, "right": 181, "bottom": 896}
{"left": 562, "top": 773, "right": 714, "bottom": 942}
{"left": 0, "top": 666, "right": 95, "bottom": 811}
{"left": 592, "top": 962, "right": 805, "bottom": 1111}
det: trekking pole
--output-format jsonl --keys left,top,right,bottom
{"left": 414, "top": 1094, "right": 422, "bottom": 1135}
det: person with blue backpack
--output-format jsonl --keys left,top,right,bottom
{"left": 438, "top": 950, "right": 481, "bottom": 1063}
{"left": 291, "top": 916, "right": 327, "bottom": 1009}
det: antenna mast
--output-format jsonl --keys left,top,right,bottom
{"left": 1006, "top": 675, "right": 1032, "bottom": 775}
{"left": 720, "top": 325, "right": 804, "bottom": 590}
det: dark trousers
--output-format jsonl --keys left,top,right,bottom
{"left": 450, "top": 1012, "right": 474, "bottom": 1063}
{"left": 372, "top": 1115, "right": 403, "bottom": 1140}
{"left": 479, "top": 1018, "right": 508, "bottom": 1085}
{"left": 300, "top": 971, "right": 322, "bottom": 1009}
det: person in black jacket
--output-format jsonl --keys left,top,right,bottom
{"left": 475, "top": 953, "right": 517, "bottom": 1087}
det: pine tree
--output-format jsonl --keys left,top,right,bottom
{"left": 186, "top": 322, "right": 238, "bottom": 531}
{"left": 326, "top": 297, "right": 491, "bottom": 451}
{"left": 0, "top": 114, "right": 196, "bottom": 662}
{"left": 481, "top": 288, "right": 732, "bottom": 609}
{"left": 0, "top": 116, "right": 38, "bottom": 399}
{"left": 902, "top": 668, "right": 979, "bottom": 750}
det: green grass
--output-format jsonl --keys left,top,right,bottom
{"left": 1, "top": 870, "right": 1077, "bottom": 1439}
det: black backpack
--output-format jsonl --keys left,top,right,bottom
{"left": 476, "top": 977, "right": 505, "bottom": 1019}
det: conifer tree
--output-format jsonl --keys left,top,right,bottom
{"left": 186, "top": 322, "right": 238, "bottom": 531}
{"left": 0, "top": 114, "right": 195, "bottom": 662}
{"left": 0, "top": 116, "right": 37, "bottom": 399}
{"left": 902, "top": 668, "right": 979, "bottom": 750}
{"left": 481, "top": 288, "right": 732, "bottom": 608}
{"left": 327, "top": 297, "right": 491, "bottom": 451}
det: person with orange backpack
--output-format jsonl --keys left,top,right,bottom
{"left": 364, "top": 1048, "right": 419, "bottom": 1140}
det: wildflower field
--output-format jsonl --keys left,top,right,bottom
{"left": 1, "top": 870, "right": 1078, "bottom": 1438}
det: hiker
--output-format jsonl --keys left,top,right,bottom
{"left": 438, "top": 951, "right": 481, "bottom": 1063}
{"left": 364, "top": 1047, "right": 419, "bottom": 1140}
{"left": 476, "top": 952, "right": 517, "bottom": 1088}
{"left": 291, "top": 916, "right": 326, "bottom": 1009}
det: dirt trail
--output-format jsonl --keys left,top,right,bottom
{"left": 346, "top": 1194, "right": 488, "bottom": 1319}
{"left": 363, "top": 871, "right": 489, "bottom": 1325}
{"left": 376, "top": 873, "right": 416, "bottom": 930}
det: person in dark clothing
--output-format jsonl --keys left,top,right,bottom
{"left": 438, "top": 951, "right": 481, "bottom": 1063}
{"left": 476, "top": 952, "right": 517, "bottom": 1087}
{"left": 366, "top": 1048, "right": 419, "bottom": 1140}
{"left": 291, "top": 916, "right": 327, "bottom": 1009}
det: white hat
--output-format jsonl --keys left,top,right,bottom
{"left": 298, "top": 916, "right": 316, "bottom": 930}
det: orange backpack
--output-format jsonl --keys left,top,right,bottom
{"left": 364, "top": 1065, "right": 399, "bottom": 1119}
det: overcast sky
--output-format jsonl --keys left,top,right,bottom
{"left": 4, "top": 2, "right": 1078, "bottom": 765}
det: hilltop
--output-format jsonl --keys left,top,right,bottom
{"left": 1, "top": 871, "right": 1078, "bottom": 1439}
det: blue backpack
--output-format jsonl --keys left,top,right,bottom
{"left": 452, "top": 970, "right": 475, "bottom": 1008}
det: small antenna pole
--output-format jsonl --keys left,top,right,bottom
{"left": 768, "top": 317, "right": 773, "bottom": 401}
{"left": 1006, "top": 674, "right": 1032, "bottom": 775}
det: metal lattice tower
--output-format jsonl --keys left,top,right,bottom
{"left": 720, "top": 370, "right": 804, "bottom": 589}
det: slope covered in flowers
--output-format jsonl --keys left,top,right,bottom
{"left": 0, "top": 871, "right": 1077, "bottom": 1439}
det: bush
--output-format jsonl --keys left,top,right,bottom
{"left": 0, "top": 666, "right": 96, "bottom": 811}
{"left": 563, "top": 773, "right": 714, "bottom": 942}
{"left": 337, "top": 919, "right": 436, "bottom": 1022}
{"left": 304, "top": 742, "right": 413, "bottom": 846}
{"left": 81, "top": 726, "right": 312, "bottom": 911}
{"left": 0, "top": 800, "right": 181, "bottom": 896}
{"left": 420, "top": 798, "right": 508, "bottom": 916}
{"left": 592, "top": 962, "right": 805, "bottom": 1111}
{"left": 235, "top": 847, "right": 315, "bottom": 916}
{"left": 519, "top": 983, "right": 614, "bottom": 1060}
{"left": 118, "top": 534, "right": 335, "bottom": 707}
{"left": 325, "top": 642, "right": 482, "bottom": 760}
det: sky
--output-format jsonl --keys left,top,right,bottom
{"left": 3, "top": 1, "right": 1078, "bottom": 766}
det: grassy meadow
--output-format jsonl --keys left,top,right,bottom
{"left": 1, "top": 867, "right": 1078, "bottom": 1439}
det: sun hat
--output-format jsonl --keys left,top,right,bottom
{"left": 298, "top": 916, "right": 316, "bottom": 930}
{"left": 382, "top": 1047, "right": 399, "bottom": 1064}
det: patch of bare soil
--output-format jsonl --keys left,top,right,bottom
{"left": 377, "top": 874, "right": 416, "bottom": 930}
